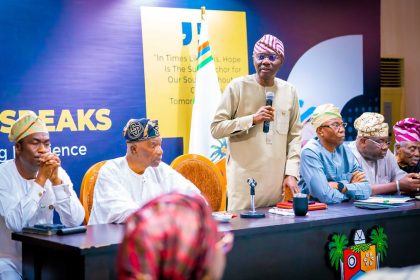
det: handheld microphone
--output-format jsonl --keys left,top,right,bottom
{"left": 263, "top": 92, "right": 274, "bottom": 133}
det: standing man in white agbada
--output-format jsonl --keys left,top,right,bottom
{"left": 0, "top": 112, "right": 85, "bottom": 280}
{"left": 211, "top": 34, "right": 302, "bottom": 211}
{"left": 88, "top": 118, "right": 201, "bottom": 225}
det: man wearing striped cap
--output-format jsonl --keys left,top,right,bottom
{"left": 0, "top": 112, "right": 84, "bottom": 279}
{"left": 393, "top": 118, "right": 420, "bottom": 173}
{"left": 211, "top": 34, "right": 302, "bottom": 210}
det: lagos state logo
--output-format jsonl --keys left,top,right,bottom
{"left": 328, "top": 226, "right": 388, "bottom": 280}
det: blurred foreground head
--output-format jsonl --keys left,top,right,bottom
{"left": 117, "top": 192, "right": 232, "bottom": 280}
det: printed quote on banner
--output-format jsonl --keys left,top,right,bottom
{"left": 141, "top": 7, "right": 248, "bottom": 152}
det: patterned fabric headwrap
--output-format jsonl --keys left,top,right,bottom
{"left": 354, "top": 112, "right": 389, "bottom": 137}
{"left": 393, "top": 118, "right": 420, "bottom": 143}
{"left": 117, "top": 192, "right": 218, "bottom": 280}
{"left": 8, "top": 112, "right": 49, "bottom": 142}
{"left": 310, "top": 104, "right": 342, "bottom": 130}
{"left": 123, "top": 118, "right": 159, "bottom": 143}
{"left": 253, "top": 34, "right": 285, "bottom": 63}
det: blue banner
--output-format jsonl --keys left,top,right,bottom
{"left": 0, "top": 0, "right": 380, "bottom": 196}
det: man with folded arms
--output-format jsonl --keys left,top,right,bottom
{"left": 88, "top": 118, "right": 201, "bottom": 225}
{"left": 299, "top": 104, "right": 370, "bottom": 203}
{"left": 348, "top": 112, "right": 420, "bottom": 195}
{"left": 393, "top": 118, "right": 420, "bottom": 173}
{"left": 0, "top": 112, "right": 84, "bottom": 280}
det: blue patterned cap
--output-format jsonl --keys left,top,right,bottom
{"left": 123, "top": 118, "right": 160, "bottom": 142}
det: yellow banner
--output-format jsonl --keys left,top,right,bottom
{"left": 141, "top": 7, "right": 248, "bottom": 152}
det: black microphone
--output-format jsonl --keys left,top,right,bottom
{"left": 247, "top": 178, "right": 257, "bottom": 195}
{"left": 240, "top": 177, "right": 265, "bottom": 218}
{"left": 263, "top": 92, "right": 274, "bottom": 133}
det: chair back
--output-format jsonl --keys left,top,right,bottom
{"left": 214, "top": 157, "right": 227, "bottom": 210}
{"left": 283, "top": 185, "right": 294, "bottom": 202}
{"left": 171, "top": 154, "right": 226, "bottom": 211}
{"left": 80, "top": 160, "right": 107, "bottom": 224}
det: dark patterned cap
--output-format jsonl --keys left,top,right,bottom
{"left": 123, "top": 118, "right": 160, "bottom": 143}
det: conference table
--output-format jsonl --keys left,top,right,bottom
{"left": 12, "top": 201, "right": 420, "bottom": 280}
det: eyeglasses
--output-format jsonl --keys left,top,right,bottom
{"left": 366, "top": 138, "right": 391, "bottom": 148}
{"left": 217, "top": 231, "right": 234, "bottom": 254}
{"left": 254, "top": 53, "right": 279, "bottom": 62}
{"left": 319, "top": 122, "right": 347, "bottom": 131}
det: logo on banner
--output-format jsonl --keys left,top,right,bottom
{"left": 289, "top": 35, "right": 364, "bottom": 145}
{"left": 140, "top": 7, "right": 248, "bottom": 153}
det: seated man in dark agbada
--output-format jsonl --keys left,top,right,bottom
{"left": 299, "top": 104, "right": 370, "bottom": 203}
{"left": 393, "top": 118, "right": 420, "bottom": 173}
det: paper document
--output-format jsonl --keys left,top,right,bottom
{"left": 354, "top": 195, "right": 415, "bottom": 209}
{"left": 268, "top": 208, "right": 295, "bottom": 216}
{"left": 355, "top": 195, "right": 413, "bottom": 205}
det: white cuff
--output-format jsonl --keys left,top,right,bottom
{"left": 52, "top": 183, "right": 72, "bottom": 201}
{"left": 396, "top": 180, "right": 401, "bottom": 195}
{"left": 31, "top": 182, "right": 46, "bottom": 202}
{"left": 241, "top": 115, "right": 254, "bottom": 130}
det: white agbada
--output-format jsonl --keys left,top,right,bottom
{"left": 348, "top": 141, "right": 406, "bottom": 185}
{"left": 0, "top": 160, "right": 85, "bottom": 277}
{"left": 88, "top": 157, "right": 201, "bottom": 225}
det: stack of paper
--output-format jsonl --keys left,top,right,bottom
{"left": 268, "top": 208, "right": 296, "bottom": 216}
{"left": 354, "top": 195, "right": 414, "bottom": 209}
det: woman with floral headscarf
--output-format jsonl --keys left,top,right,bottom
{"left": 117, "top": 192, "right": 233, "bottom": 280}
{"left": 393, "top": 118, "right": 420, "bottom": 173}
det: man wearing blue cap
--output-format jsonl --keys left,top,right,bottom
{"left": 88, "top": 118, "right": 201, "bottom": 225}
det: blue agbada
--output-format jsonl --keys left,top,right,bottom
{"left": 299, "top": 137, "right": 371, "bottom": 204}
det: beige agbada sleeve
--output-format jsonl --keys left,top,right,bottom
{"left": 211, "top": 75, "right": 301, "bottom": 211}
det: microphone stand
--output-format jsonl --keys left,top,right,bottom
{"left": 240, "top": 179, "right": 265, "bottom": 219}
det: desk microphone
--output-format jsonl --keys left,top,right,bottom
{"left": 240, "top": 178, "right": 266, "bottom": 219}
{"left": 263, "top": 92, "right": 274, "bottom": 133}
{"left": 247, "top": 178, "right": 257, "bottom": 197}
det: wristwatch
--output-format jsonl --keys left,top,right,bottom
{"left": 337, "top": 182, "right": 345, "bottom": 193}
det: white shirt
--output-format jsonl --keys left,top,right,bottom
{"left": 348, "top": 141, "right": 406, "bottom": 185}
{"left": 0, "top": 159, "right": 85, "bottom": 276}
{"left": 88, "top": 157, "right": 201, "bottom": 225}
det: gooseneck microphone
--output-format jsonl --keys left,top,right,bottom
{"left": 263, "top": 92, "right": 274, "bottom": 133}
{"left": 240, "top": 178, "right": 266, "bottom": 219}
